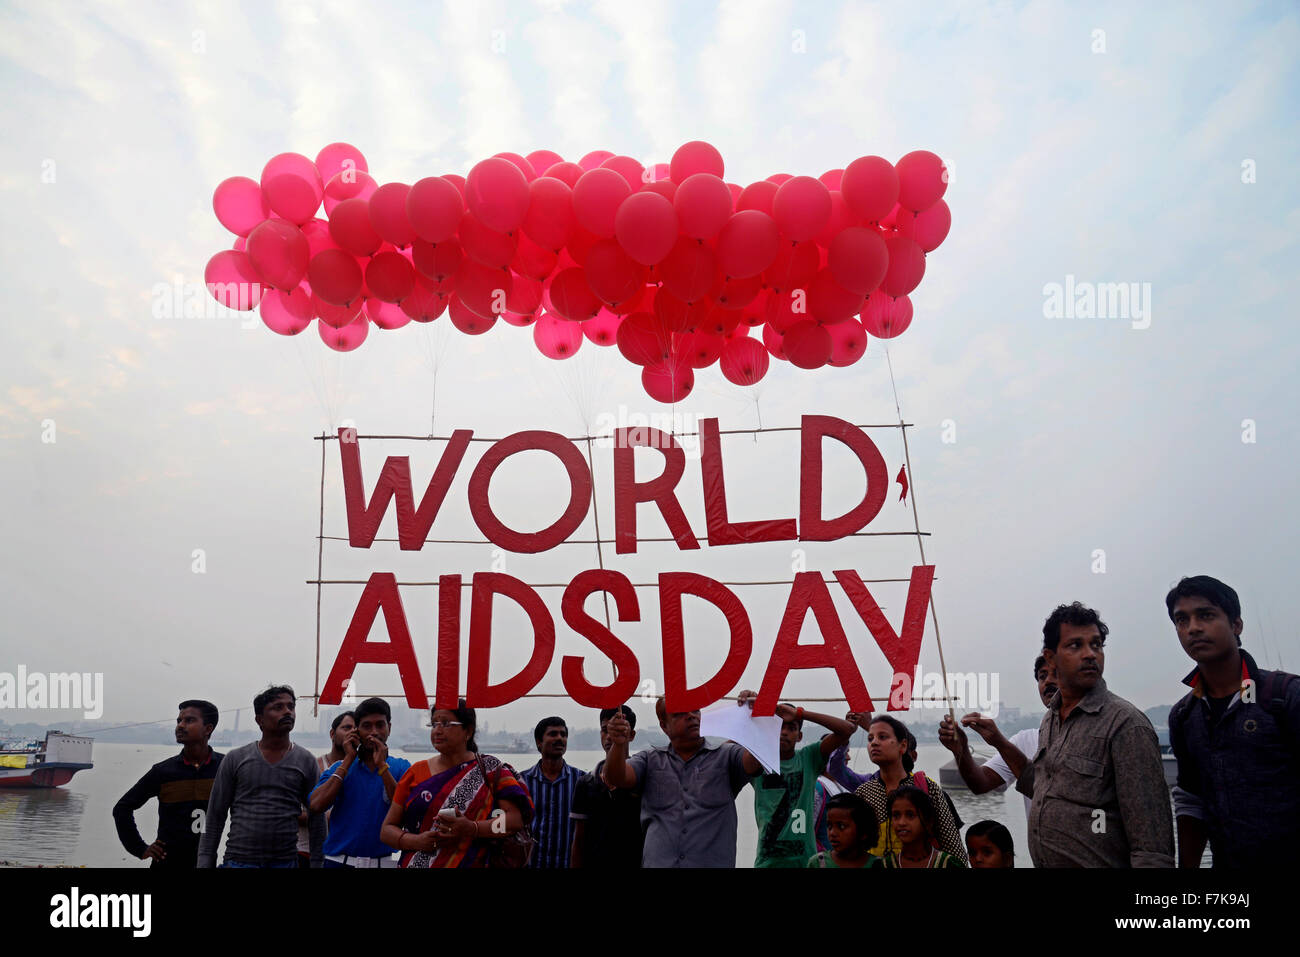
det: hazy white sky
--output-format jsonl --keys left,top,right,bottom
{"left": 1, "top": 0, "right": 1297, "bottom": 736}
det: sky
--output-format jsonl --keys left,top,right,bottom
{"left": 1, "top": 0, "right": 1297, "bottom": 737}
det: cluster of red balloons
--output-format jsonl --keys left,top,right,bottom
{"left": 207, "top": 142, "right": 950, "bottom": 402}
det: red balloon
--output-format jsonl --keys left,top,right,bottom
{"left": 807, "top": 269, "right": 864, "bottom": 324}
{"left": 447, "top": 294, "right": 497, "bottom": 335}
{"left": 640, "top": 179, "right": 677, "bottom": 201}
{"left": 614, "top": 192, "right": 678, "bottom": 265}
{"left": 493, "top": 152, "right": 537, "bottom": 181}
{"left": 653, "top": 289, "right": 696, "bottom": 334}
{"left": 565, "top": 224, "right": 602, "bottom": 265}
{"left": 407, "top": 177, "right": 464, "bottom": 243}
{"left": 904, "top": 199, "right": 951, "bottom": 252}
{"left": 772, "top": 176, "right": 832, "bottom": 242}
{"left": 782, "top": 319, "right": 833, "bottom": 369}
{"left": 543, "top": 161, "right": 583, "bottom": 187}
{"left": 505, "top": 273, "right": 543, "bottom": 317}
{"left": 642, "top": 354, "right": 694, "bottom": 402}
{"left": 323, "top": 169, "right": 377, "bottom": 216}
{"left": 523, "top": 177, "right": 576, "bottom": 250}
{"left": 585, "top": 240, "right": 646, "bottom": 306}
{"left": 861, "top": 292, "right": 913, "bottom": 338}
{"left": 580, "top": 150, "right": 615, "bottom": 171}
{"left": 260, "top": 153, "right": 323, "bottom": 225}
{"left": 819, "top": 169, "right": 844, "bottom": 190}
{"left": 736, "top": 180, "right": 778, "bottom": 216}
{"left": 246, "top": 219, "right": 310, "bottom": 290}
{"left": 720, "top": 336, "right": 770, "bottom": 386}
{"left": 572, "top": 168, "right": 631, "bottom": 238}
{"left": 510, "top": 233, "right": 558, "bottom": 282}
{"left": 716, "top": 210, "right": 780, "bottom": 278}
{"left": 814, "top": 191, "right": 856, "bottom": 247}
{"left": 260, "top": 286, "right": 312, "bottom": 335}
{"left": 767, "top": 173, "right": 793, "bottom": 185}
{"left": 368, "top": 183, "right": 416, "bottom": 248}
{"left": 880, "top": 236, "right": 926, "bottom": 297}
{"left": 675, "top": 330, "right": 724, "bottom": 369}
{"left": 456, "top": 260, "right": 511, "bottom": 319}
{"left": 827, "top": 319, "right": 867, "bottom": 367}
{"left": 764, "top": 240, "right": 819, "bottom": 291}
{"left": 841, "top": 156, "right": 899, "bottom": 222}
{"left": 548, "top": 266, "right": 602, "bottom": 321}
{"left": 213, "top": 176, "right": 271, "bottom": 236}
{"left": 205, "top": 250, "right": 266, "bottom": 310}
{"left": 442, "top": 174, "right": 466, "bottom": 195}
{"left": 313, "top": 293, "right": 363, "bottom": 328}
{"left": 761, "top": 322, "right": 786, "bottom": 360}
{"left": 601, "top": 155, "right": 645, "bottom": 190}
{"left": 765, "top": 288, "right": 805, "bottom": 334}
{"left": 316, "top": 143, "right": 368, "bottom": 184}
{"left": 526, "top": 150, "right": 564, "bottom": 175}
{"left": 459, "top": 210, "right": 517, "bottom": 269}
{"left": 301, "top": 218, "right": 338, "bottom": 257}
{"left": 411, "top": 238, "right": 462, "bottom": 282}
{"left": 895, "top": 150, "right": 948, "bottom": 212}
{"left": 308, "top": 248, "right": 364, "bottom": 305}
{"left": 582, "top": 309, "right": 622, "bottom": 346}
{"left": 400, "top": 276, "right": 448, "bottom": 323}
{"left": 673, "top": 173, "right": 732, "bottom": 240}
{"left": 660, "top": 237, "right": 716, "bottom": 302}
{"left": 329, "top": 198, "right": 382, "bottom": 257}
{"left": 365, "top": 251, "right": 416, "bottom": 303}
{"left": 828, "top": 226, "right": 889, "bottom": 295}
{"left": 716, "top": 273, "right": 763, "bottom": 308}
{"left": 534, "top": 313, "right": 584, "bottom": 359}
{"left": 608, "top": 282, "right": 653, "bottom": 316}
{"left": 319, "top": 314, "right": 369, "bottom": 352}
{"left": 466, "top": 157, "right": 531, "bottom": 232}
{"left": 670, "top": 141, "right": 724, "bottom": 182}
{"left": 617, "top": 311, "right": 670, "bottom": 366}
{"left": 366, "top": 297, "right": 411, "bottom": 331}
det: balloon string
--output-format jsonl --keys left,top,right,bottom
{"left": 884, "top": 343, "right": 954, "bottom": 724}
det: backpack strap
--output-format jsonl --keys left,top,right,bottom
{"left": 1257, "top": 670, "right": 1299, "bottom": 760}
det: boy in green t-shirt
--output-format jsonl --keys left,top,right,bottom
{"left": 737, "top": 692, "right": 857, "bottom": 868}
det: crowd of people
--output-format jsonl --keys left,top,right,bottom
{"left": 111, "top": 575, "right": 1299, "bottom": 868}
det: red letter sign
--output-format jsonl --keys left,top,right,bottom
{"left": 465, "top": 572, "right": 555, "bottom": 707}
{"left": 612, "top": 427, "right": 700, "bottom": 554}
{"left": 320, "top": 572, "right": 429, "bottom": 707}
{"left": 659, "top": 572, "right": 752, "bottom": 712}
{"left": 835, "top": 565, "right": 935, "bottom": 710}
{"left": 798, "top": 415, "right": 888, "bottom": 541}
{"left": 468, "top": 431, "right": 592, "bottom": 552}
{"left": 560, "top": 569, "right": 642, "bottom": 707}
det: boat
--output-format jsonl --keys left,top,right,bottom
{"left": 0, "top": 731, "right": 94, "bottom": 788}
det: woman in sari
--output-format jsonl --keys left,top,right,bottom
{"left": 380, "top": 700, "right": 532, "bottom": 868}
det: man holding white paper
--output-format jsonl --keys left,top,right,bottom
{"left": 734, "top": 691, "right": 858, "bottom": 868}
{"left": 603, "top": 697, "right": 764, "bottom": 867}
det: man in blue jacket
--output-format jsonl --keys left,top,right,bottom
{"left": 1167, "top": 575, "right": 1300, "bottom": 867}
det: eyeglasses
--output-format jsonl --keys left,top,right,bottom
{"left": 430, "top": 720, "right": 464, "bottom": 729}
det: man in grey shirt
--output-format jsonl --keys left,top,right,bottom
{"left": 198, "top": 685, "right": 325, "bottom": 868}
{"left": 603, "top": 697, "right": 761, "bottom": 867}
{"left": 1017, "top": 603, "right": 1173, "bottom": 867}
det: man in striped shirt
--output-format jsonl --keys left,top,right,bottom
{"left": 519, "top": 717, "right": 585, "bottom": 868}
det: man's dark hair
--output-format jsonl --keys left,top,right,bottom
{"left": 1041, "top": 602, "right": 1109, "bottom": 651}
{"left": 534, "top": 716, "right": 567, "bottom": 745}
{"left": 430, "top": 700, "right": 477, "bottom": 752}
{"left": 1033, "top": 654, "right": 1047, "bottom": 679}
{"left": 1165, "top": 576, "right": 1242, "bottom": 645}
{"left": 354, "top": 697, "right": 391, "bottom": 724}
{"left": 599, "top": 705, "right": 636, "bottom": 730}
{"left": 825, "top": 792, "right": 879, "bottom": 852}
{"left": 966, "top": 819, "right": 1015, "bottom": 863}
{"left": 178, "top": 699, "right": 219, "bottom": 731}
{"left": 330, "top": 711, "right": 356, "bottom": 734}
{"left": 253, "top": 685, "right": 295, "bottom": 717}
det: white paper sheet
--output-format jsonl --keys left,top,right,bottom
{"left": 700, "top": 701, "right": 782, "bottom": 774}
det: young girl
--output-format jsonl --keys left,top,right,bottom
{"left": 881, "top": 784, "right": 965, "bottom": 868}
{"left": 965, "top": 819, "right": 1015, "bottom": 868}
{"left": 835, "top": 715, "right": 968, "bottom": 865}
{"left": 807, "top": 792, "right": 882, "bottom": 868}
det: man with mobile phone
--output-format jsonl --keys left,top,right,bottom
{"left": 309, "top": 697, "right": 410, "bottom": 868}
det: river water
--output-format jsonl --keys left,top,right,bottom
{"left": 0, "top": 742, "right": 1030, "bottom": 868}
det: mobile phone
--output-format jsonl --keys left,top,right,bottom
{"left": 437, "top": 807, "right": 458, "bottom": 822}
